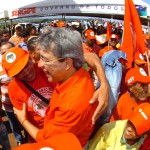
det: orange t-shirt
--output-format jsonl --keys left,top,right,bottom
{"left": 109, "top": 91, "right": 150, "bottom": 122}
{"left": 36, "top": 67, "right": 97, "bottom": 147}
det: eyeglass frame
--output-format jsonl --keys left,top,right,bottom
{"left": 40, "top": 56, "right": 65, "bottom": 65}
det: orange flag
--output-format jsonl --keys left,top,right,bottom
{"left": 105, "top": 22, "right": 112, "bottom": 42}
{"left": 121, "top": 0, "right": 147, "bottom": 68}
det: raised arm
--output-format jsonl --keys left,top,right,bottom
{"left": 84, "top": 53, "right": 110, "bottom": 124}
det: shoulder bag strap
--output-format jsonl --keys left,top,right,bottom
{"left": 22, "top": 81, "right": 49, "bottom": 105}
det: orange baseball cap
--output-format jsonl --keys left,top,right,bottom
{"left": 127, "top": 103, "right": 150, "bottom": 135}
{"left": 110, "top": 34, "right": 118, "bottom": 39}
{"left": 56, "top": 21, "right": 66, "bottom": 27}
{"left": 84, "top": 29, "right": 95, "bottom": 40}
{"left": 12, "top": 133, "right": 82, "bottom": 150}
{"left": 125, "top": 67, "right": 150, "bottom": 87}
{"left": 134, "top": 51, "right": 147, "bottom": 65}
{"left": 2, "top": 47, "right": 29, "bottom": 78}
{"left": 144, "top": 34, "right": 150, "bottom": 40}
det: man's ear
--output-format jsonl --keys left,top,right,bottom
{"left": 65, "top": 58, "right": 73, "bottom": 70}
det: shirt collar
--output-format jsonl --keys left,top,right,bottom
{"left": 55, "top": 67, "right": 85, "bottom": 94}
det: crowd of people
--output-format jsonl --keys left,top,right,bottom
{"left": 0, "top": 18, "right": 150, "bottom": 150}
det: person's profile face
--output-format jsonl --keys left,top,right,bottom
{"left": 15, "top": 60, "right": 36, "bottom": 82}
{"left": 15, "top": 27, "right": 22, "bottom": 36}
{"left": 124, "top": 121, "right": 140, "bottom": 141}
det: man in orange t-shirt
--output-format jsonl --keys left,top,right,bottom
{"left": 3, "top": 28, "right": 97, "bottom": 148}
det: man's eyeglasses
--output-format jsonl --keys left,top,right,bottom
{"left": 40, "top": 56, "right": 65, "bottom": 65}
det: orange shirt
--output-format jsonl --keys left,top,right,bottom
{"left": 36, "top": 67, "right": 97, "bottom": 147}
{"left": 109, "top": 91, "right": 150, "bottom": 122}
{"left": 99, "top": 46, "right": 114, "bottom": 57}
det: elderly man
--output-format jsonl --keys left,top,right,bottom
{"left": 2, "top": 28, "right": 109, "bottom": 148}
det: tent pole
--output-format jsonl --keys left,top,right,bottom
{"left": 4, "top": 19, "right": 7, "bottom": 29}
{"left": 148, "top": 17, "right": 150, "bottom": 34}
{"left": 10, "top": 19, "right": 13, "bottom": 36}
{"left": 111, "top": 15, "right": 113, "bottom": 23}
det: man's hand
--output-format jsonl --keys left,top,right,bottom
{"left": 84, "top": 52, "right": 109, "bottom": 124}
{"left": 13, "top": 103, "right": 27, "bottom": 123}
{"left": 89, "top": 84, "right": 109, "bottom": 125}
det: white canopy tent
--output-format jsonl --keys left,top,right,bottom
{"left": 0, "top": 0, "right": 149, "bottom": 19}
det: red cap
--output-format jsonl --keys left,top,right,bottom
{"left": 84, "top": 29, "right": 95, "bottom": 40}
{"left": 110, "top": 34, "right": 118, "bottom": 39}
{"left": 144, "top": 34, "right": 150, "bottom": 40}
{"left": 2, "top": 47, "right": 29, "bottom": 77}
{"left": 125, "top": 67, "right": 150, "bottom": 87}
{"left": 134, "top": 51, "right": 147, "bottom": 65}
{"left": 12, "top": 133, "right": 82, "bottom": 150}
{"left": 56, "top": 21, "right": 66, "bottom": 27}
{"left": 128, "top": 103, "right": 150, "bottom": 135}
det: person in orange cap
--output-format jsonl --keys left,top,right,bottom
{"left": 109, "top": 67, "right": 150, "bottom": 149}
{"left": 89, "top": 102, "right": 150, "bottom": 150}
{"left": 12, "top": 132, "right": 82, "bottom": 150}
{"left": 83, "top": 29, "right": 100, "bottom": 56}
{"left": 2, "top": 47, "right": 55, "bottom": 143}
{"left": 99, "top": 34, "right": 120, "bottom": 58}
{"left": 110, "top": 67, "right": 150, "bottom": 122}
{"left": 0, "top": 42, "right": 26, "bottom": 146}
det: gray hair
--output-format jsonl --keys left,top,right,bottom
{"left": 37, "top": 27, "right": 84, "bottom": 70}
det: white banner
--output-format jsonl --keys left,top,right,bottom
{"left": 0, "top": 10, "right": 8, "bottom": 19}
{"left": 9, "top": 4, "right": 125, "bottom": 19}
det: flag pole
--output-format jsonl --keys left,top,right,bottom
{"left": 145, "top": 52, "right": 150, "bottom": 76}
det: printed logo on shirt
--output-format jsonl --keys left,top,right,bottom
{"left": 6, "top": 52, "right": 16, "bottom": 63}
{"left": 28, "top": 87, "right": 53, "bottom": 117}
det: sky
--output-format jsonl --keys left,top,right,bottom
{"left": 143, "top": 0, "right": 150, "bottom": 5}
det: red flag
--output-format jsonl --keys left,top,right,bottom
{"left": 105, "top": 22, "right": 112, "bottom": 42}
{"left": 121, "top": 0, "right": 147, "bottom": 68}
